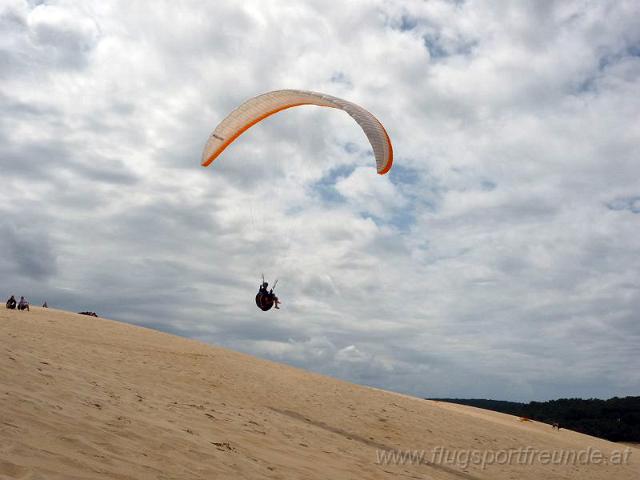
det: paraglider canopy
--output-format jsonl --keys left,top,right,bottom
{"left": 201, "top": 91, "right": 394, "bottom": 311}
{"left": 201, "top": 89, "right": 393, "bottom": 174}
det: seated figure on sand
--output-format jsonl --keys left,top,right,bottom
{"left": 17, "top": 296, "right": 29, "bottom": 311}
{"left": 6, "top": 295, "right": 16, "bottom": 309}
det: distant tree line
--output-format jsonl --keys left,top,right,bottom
{"left": 428, "top": 396, "right": 640, "bottom": 442}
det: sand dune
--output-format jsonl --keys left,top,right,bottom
{"left": 1, "top": 307, "right": 637, "bottom": 479}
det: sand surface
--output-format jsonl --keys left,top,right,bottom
{"left": 1, "top": 307, "right": 637, "bottom": 479}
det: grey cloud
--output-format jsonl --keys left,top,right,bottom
{"left": 1, "top": 0, "right": 638, "bottom": 403}
{"left": 0, "top": 136, "right": 139, "bottom": 187}
{"left": 0, "top": 92, "right": 60, "bottom": 120}
{"left": 29, "top": 5, "right": 99, "bottom": 69}
{"left": 0, "top": 223, "right": 57, "bottom": 280}
{"left": 0, "top": 2, "right": 99, "bottom": 75}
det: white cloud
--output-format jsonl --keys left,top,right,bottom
{"left": 335, "top": 166, "right": 407, "bottom": 218}
{"left": 1, "top": 0, "right": 639, "bottom": 401}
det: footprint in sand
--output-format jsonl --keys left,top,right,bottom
{"left": 0, "top": 459, "right": 33, "bottom": 479}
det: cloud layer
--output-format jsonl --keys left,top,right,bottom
{"left": 1, "top": 0, "right": 639, "bottom": 401}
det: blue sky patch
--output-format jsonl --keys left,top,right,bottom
{"left": 627, "top": 43, "right": 640, "bottom": 57}
{"left": 607, "top": 196, "right": 640, "bottom": 214}
{"left": 481, "top": 179, "right": 497, "bottom": 191}
{"left": 423, "top": 34, "right": 448, "bottom": 59}
{"left": 388, "top": 164, "right": 420, "bottom": 186}
{"left": 400, "top": 14, "right": 418, "bottom": 32}
{"left": 330, "top": 71, "right": 352, "bottom": 87}
{"left": 308, "top": 164, "right": 355, "bottom": 204}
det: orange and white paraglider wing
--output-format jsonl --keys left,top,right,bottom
{"left": 201, "top": 90, "right": 393, "bottom": 174}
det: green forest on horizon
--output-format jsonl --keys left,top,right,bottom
{"left": 428, "top": 396, "right": 640, "bottom": 443}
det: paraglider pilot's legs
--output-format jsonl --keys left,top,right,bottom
{"left": 267, "top": 288, "right": 281, "bottom": 309}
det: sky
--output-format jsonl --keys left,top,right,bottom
{"left": 1, "top": 0, "right": 639, "bottom": 402}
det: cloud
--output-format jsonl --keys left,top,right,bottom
{"left": 0, "top": 222, "right": 58, "bottom": 280}
{"left": 0, "top": 1, "right": 99, "bottom": 77}
{"left": 335, "top": 166, "right": 408, "bottom": 219}
{"left": 1, "top": 0, "right": 639, "bottom": 402}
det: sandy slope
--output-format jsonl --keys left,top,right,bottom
{"left": 1, "top": 308, "right": 637, "bottom": 479}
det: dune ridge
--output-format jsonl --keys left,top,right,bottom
{"left": 1, "top": 307, "right": 637, "bottom": 479}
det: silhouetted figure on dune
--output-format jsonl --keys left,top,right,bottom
{"left": 6, "top": 295, "right": 16, "bottom": 310}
